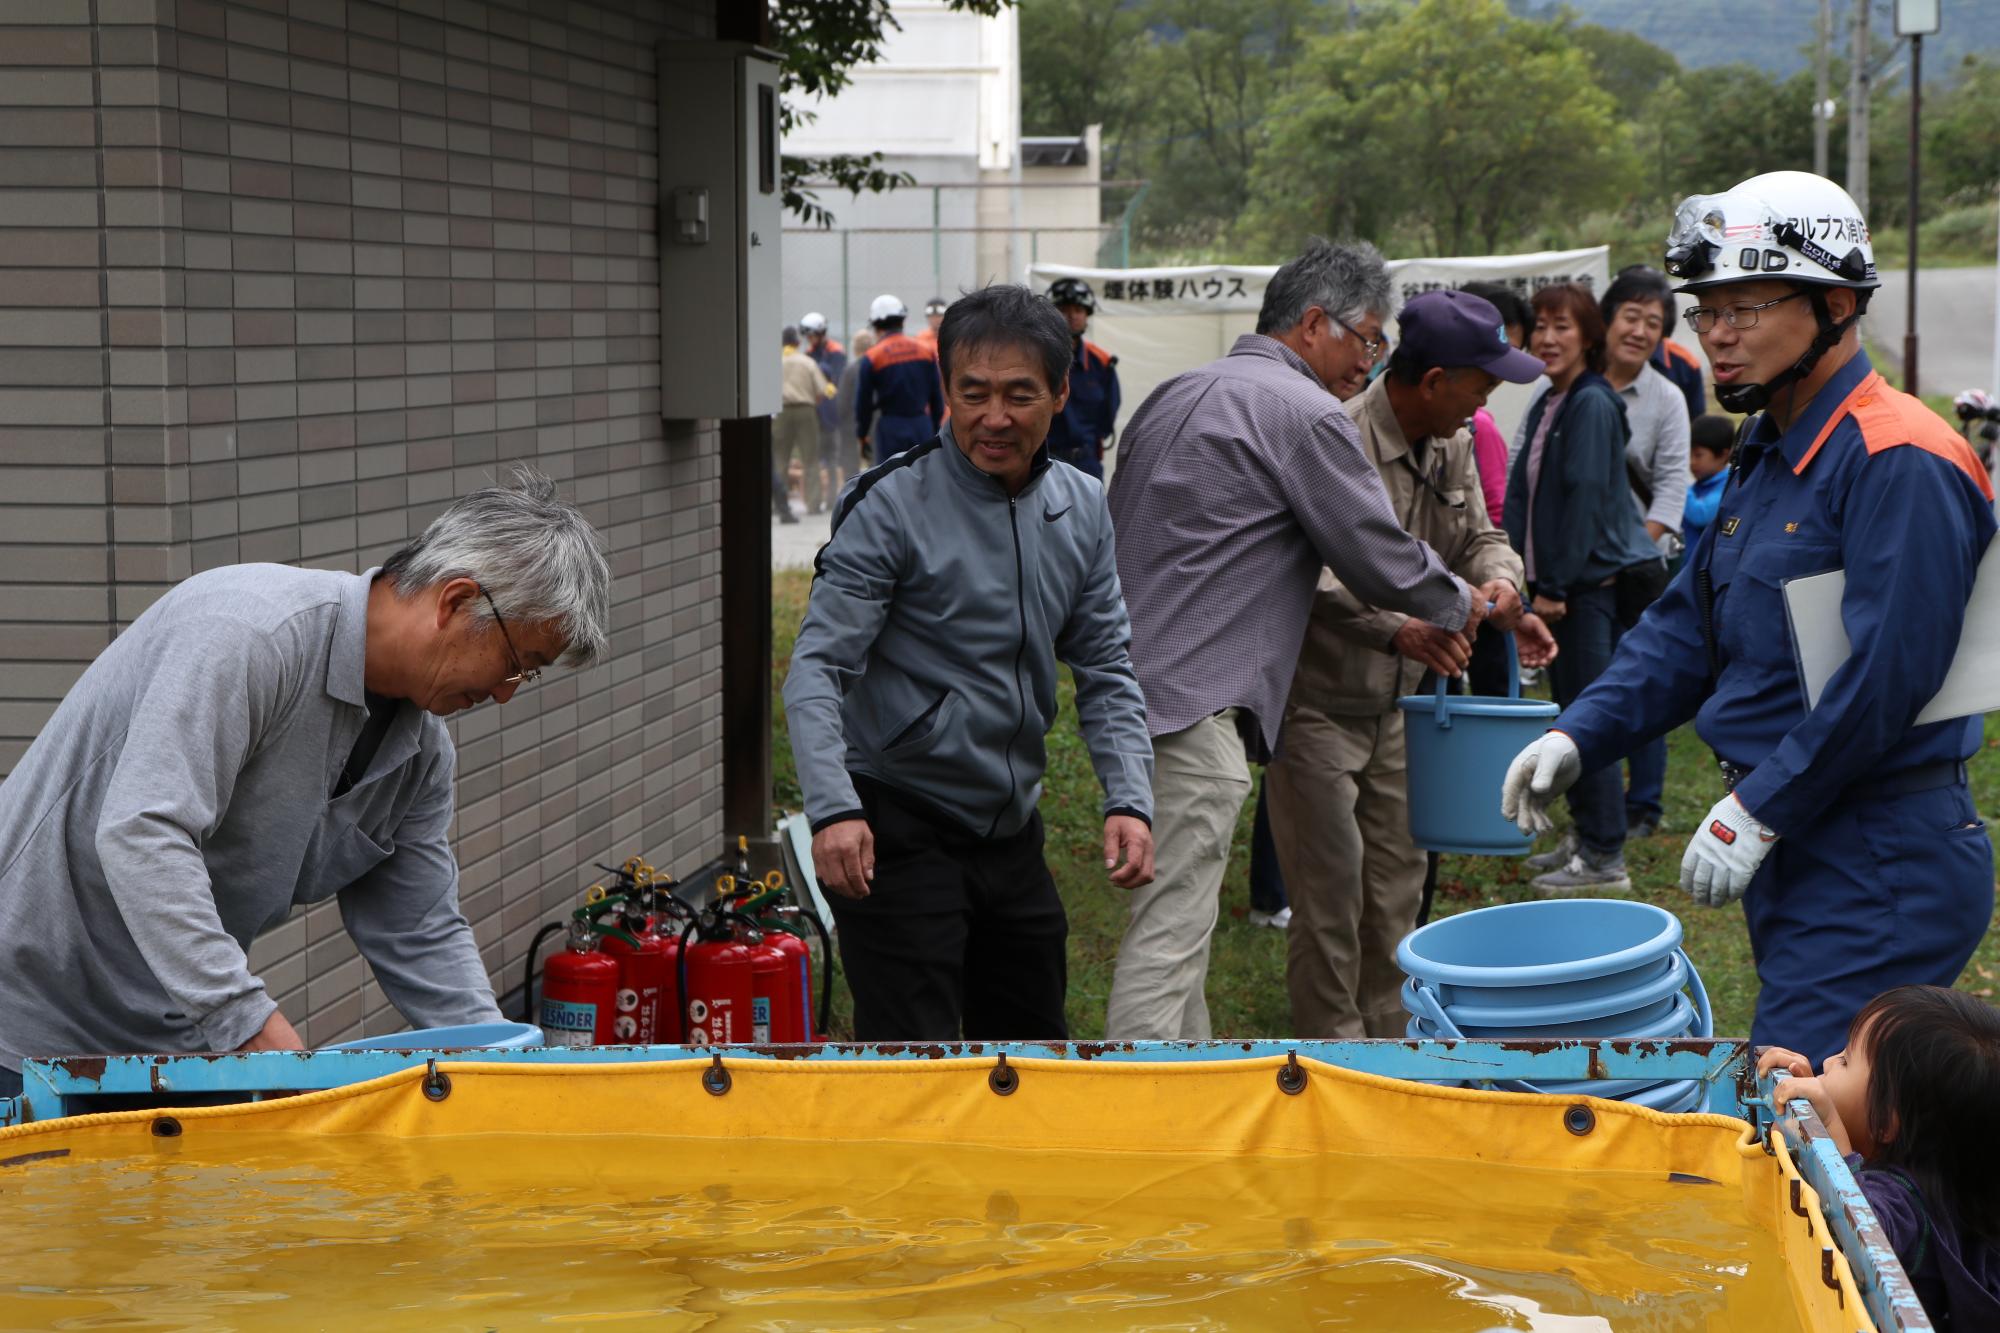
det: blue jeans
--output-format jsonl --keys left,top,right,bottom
{"left": 1625, "top": 735, "right": 1666, "bottom": 824}
{"left": 1248, "top": 782, "right": 1288, "bottom": 913}
{"left": 1547, "top": 586, "right": 1626, "bottom": 860}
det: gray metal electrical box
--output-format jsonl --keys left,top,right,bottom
{"left": 657, "top": 42, "right": 782, "bottom": 420}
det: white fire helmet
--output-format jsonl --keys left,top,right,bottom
{"left": 1664, "top": 170, "right": 1878, "bottom": 294}
{"left": 869, "top": 294, "right": 908, "bottom": 323}
{"left": 798, "top": 311, "right": 828, "bottom": 335}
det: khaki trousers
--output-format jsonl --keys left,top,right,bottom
{"left": 1103, "top": 712, "right": 1252, "bottom": 1039}
{"left": 775, "top": 403, "right": 822, "bottom": 511}
{"left": 1263, "top": 706, "right": 1425, "bottom": 1038}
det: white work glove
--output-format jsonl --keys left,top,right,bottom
{"left": 1680, "top": 794, "right": 1778, "bottom": 907}
{"left": 1500, "top": 731, "right": 1582, "bottom": 836}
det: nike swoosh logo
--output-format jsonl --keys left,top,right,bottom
{"left": 1043, "top": 506, "right": 1070, "bottom": 522}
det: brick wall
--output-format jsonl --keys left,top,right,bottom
{"left": 0, "top": 0, "right": 725, "bottom": 1044}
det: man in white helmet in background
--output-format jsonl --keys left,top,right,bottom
{"left": 1500, "top": 171, "right": 1996, "bottom": 1065}
{"left": 855, "top": 294, "right": 944, "bottom": 463}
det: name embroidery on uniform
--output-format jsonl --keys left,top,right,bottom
{"left": 1720, "top": 517, "right": 1740, "bottom": 536}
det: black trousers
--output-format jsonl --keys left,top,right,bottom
{"left": 828, "top": 776, "right": 1069, "bottom": 1042}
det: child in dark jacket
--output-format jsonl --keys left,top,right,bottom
{"left": 1759, "top": 985, "right": 2000, "bottom": 1329}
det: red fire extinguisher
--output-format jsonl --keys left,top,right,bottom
{"left": 679, "top": 908, "right": 753, "bottom": 1046}
{"left": 538, "top": 924, "right": 620, "bottom": 1047}
{"left": 742, "top": 929, "right": 804, "bottom": 1044}
{"left": 601, "top": 920, "right": 678, "bottom": 1045}
{"left": 753, "top": 924, "right": 813, "bottom": 1043}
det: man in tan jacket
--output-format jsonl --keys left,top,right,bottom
{"left": 778, "top": 325, "right": 834, "bottom": 513}
{"left": 1265, "top": 289, "right": 1556, "bottom": 1037}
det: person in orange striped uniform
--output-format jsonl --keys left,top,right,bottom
{"left": 1503, "top": 171, "right": 1996, "bottom": 1065}
{"left": 854, "top": 294, "right": 944, "bottom": 463}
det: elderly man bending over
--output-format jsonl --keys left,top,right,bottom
{"left": 1103, "top": 239, "right": 1485, "bottom": 1040}
{"left": 0, "top": 469, "right": 609, "bottom": 1091}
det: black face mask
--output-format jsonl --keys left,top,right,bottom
{"left": 1712, "top": 286, "right": 1857, "bottom": 414}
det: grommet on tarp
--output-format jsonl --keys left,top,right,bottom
{"left": 1563, "top": 1104, "right": 1596, "bottom": 1136}
{"left": 703, "top": 1053, "right": 732, "bottom": 1097}
{"left": 988, "top": 1053, "right": 1018, "bottom": 1096}
{"left": 1276, "top": 1051, "right": 1307, "bottom": 1095}
{"left": 150, "top": 1116, "right": 181, "bottom": 1138}
{"left": 422, "top": 1060, "right": 452, "bottom": 1102}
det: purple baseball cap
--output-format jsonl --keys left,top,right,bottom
{"left": 1395, "top": 289, "right": 1546, "bottom": 383}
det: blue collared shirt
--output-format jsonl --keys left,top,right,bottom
{"left": 1555, "top": 350, "right": 1996, "bottom": 832}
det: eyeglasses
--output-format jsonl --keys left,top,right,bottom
{"left": 481, "top": 590, "right": 541, "bottom": 686}
{"left": 1329, "top": 311, "right": 1389, "bottom": 364}
{"left": 1682, "top": 290, "right": 1806, "bottom": 334}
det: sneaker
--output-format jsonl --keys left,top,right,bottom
{"left": 1532, "top": 851, "right": 1632, "bottom": 897}
{"left": 1248, "top": 906, "right": 1292, "bottom": 930}
{"left": 1524, "top": 830, "right": 1578, "bottom": 872}
{"left": 1627, "top": 814, "right": 1663, "bottom": 839}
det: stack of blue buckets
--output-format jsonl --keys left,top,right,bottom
{"left": 1396, "top": 900, "right": 1713, "bottom": 1111}
{"left": 1395, "top": 638, "right": 1713, "bottom": 1113}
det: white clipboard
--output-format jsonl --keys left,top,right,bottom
{"left": 1782, "top": 540, "right": 2000, "bottom": 724}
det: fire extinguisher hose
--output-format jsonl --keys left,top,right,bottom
{"left": 519, "top": 921, "right": 567, "bottom": 1024}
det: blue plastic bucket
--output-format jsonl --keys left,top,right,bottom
{"left": 1396, "top": 636, "right": 1558, "bottom": 855}
{"left": 1397, "top": 899, "right": 1712, "bottom": 1109}
{"left": 327, "top": 1022, "right": 545, "bottom": 1051}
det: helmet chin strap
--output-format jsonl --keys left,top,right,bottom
{"left": 1712, "top": 287, "right": 1857, "bottom": 415}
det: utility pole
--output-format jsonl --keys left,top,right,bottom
{"left": 1814, "top": 0, "right": 1833, "bottom": 176}
{"left": 1906, "top": 29, "right": 1922, "bottom": 394}
{"left": 1897, "top": 0, "right": 1941, "bottom": 397}
{"left": 1847, "top": 0, "right": 1870, "bottom": 216}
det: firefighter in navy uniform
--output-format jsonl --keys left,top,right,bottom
{"left": 1046, "top": 278, "right": 1122, "bottom": 480}
{"left": 855, "top": 294, "right": 944, "bottom": 464}
{"left": 1502, "top": 171, "right": 1997, "bottom": 1065}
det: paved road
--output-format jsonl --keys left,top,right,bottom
{"left": 773, "top": 506, "right": 831, "bottom": 570}
{"left": 1866, "top": 265, "right": 1998, "bottom": 397}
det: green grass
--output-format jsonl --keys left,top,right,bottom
{"left": 773, "top": 569, "right": 2000, "bottom": 1040}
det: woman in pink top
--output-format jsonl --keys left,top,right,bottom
{"left": 1460, "top": 283, "right": 1534, "bottom": 692}
{"left": 1460, "top": 281, "right": 1533, "bottom": 523}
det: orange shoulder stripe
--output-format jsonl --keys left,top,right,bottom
{"left": 865, "top": 335, "right": 936, "bottom": 370}
{"left": 1794, "top": 370, "right": 1994, "bottom": 499}
{"left": 1662, "top": 340, "right": 1701, "bottom": 370}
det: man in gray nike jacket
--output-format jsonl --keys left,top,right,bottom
{"left": 783, "top": 284, "right": 1155, "bottom": 1042}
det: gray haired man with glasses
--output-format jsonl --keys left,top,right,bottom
{"left": 0, "top": 467, "right": 608, "bottom": 1092}
{"left": 1102, "top": 239, "right": 1485, "bottom": 1040}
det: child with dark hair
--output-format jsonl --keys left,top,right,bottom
{"left": 1759, "top": 985, "right": 2000, "bottom": 1327}
{"left": 1681, "top": 413, "right": 1735, "bottom": 555}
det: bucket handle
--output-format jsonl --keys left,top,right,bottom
{"left": 1680, "top": 947, "right": 1714, "bottom": 1039}
{"left": 1408, "top": 980, "right": 1538, "bottom": 1094}
{"left": 1431, "top": 606, "right": 1519, "bottom": 729}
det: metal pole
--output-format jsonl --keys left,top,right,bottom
{"left": 931, "top": 185, "right": 942, "bottom": 300}
{"left": 1904, "top": 33, "right": 1921, "bottom": 395}
{"left": 1848, "top": 0, "right": 1870, "bottom": 216}
{"left": 1813, "top": 0, "right": 1832, "bottom": 177}
{"left": 1991, "top": 182, "right": 2000, "bottom": 396}
{"left": 840, "top": 229, "right": 850, "bottom": 344}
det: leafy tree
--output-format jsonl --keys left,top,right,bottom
{"left": 1924, "top": 54, "right": 2000, "bottom": 206}
{"left": 1241, "top": 0, "right": 1631, "bottom": 256}
{"left": 1020, "top": 0, "right": 1146, "bottom": 140}
{"left": 1570, "top": 20, "right": 1681, "bottom": 120}
{"left": 776, "top": 0, "right": 1011, "bottom": 227}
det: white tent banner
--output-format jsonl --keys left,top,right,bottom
{"left": 1027, "top": 247, "right": 1616, "bottom": 448}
